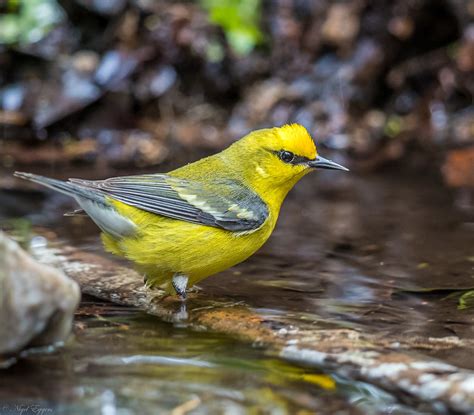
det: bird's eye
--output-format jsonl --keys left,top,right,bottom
{"left": 279, "top": 151, "right": 295, "bottom": 163}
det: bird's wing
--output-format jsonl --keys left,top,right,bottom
{"left": 69, "top": 174, "right": 268, "bottom": 232}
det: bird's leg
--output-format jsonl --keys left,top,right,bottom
{"left": 172, "top": 274, "right": 189, "bottom": 300}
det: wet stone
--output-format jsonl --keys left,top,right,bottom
{"left": 0, "top": 232, "right": 80, "bottom": 356}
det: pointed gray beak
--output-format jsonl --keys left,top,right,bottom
{"left": 308, "top": 155, "right": 349, "bottom": 171}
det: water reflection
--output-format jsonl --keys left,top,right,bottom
{"left": 0, "top": 299, "right": 421, "bottom": 414}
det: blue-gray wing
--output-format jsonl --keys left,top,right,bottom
{"left": 69, "top": 174, "right": 268, "bottom": 232}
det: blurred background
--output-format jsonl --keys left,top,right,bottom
{"left": 0, "top": 0, "right": 472, "bottom": 187}
{"left": 1, "top": 1, "right": 474, "bottom": 413}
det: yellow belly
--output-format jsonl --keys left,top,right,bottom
{"left": 102, "top": 200, "right": 276, "bottom": 292}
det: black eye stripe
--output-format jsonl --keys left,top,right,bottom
{"left": 266, "top": 148, "right": 311, "bottom": 165}
{"left": 277, "top": 150, "right": 310, "bottom": 165}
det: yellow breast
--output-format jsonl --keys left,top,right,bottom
{"left": 102, "top": 200, "right": 277, "bottom": 292}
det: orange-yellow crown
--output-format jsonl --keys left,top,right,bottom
{"left": 276, "top": 124, "right": 317, "bottom": 160}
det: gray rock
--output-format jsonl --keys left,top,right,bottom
{"left": 0, "top": 232, "right": 80, "bottom": 355}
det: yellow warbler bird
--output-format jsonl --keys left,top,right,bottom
{"left": 15, "top": 124, "right": 347, "bottom": 298}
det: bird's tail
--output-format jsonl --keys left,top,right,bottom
{"left": 14, "top": 172, "right": 103, "bottom": 203}
{"left": 14, "top": 172, "right": 136, "bottom": 239}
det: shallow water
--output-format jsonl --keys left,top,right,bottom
{"left": 0, "top": 297, "right": 422, "bottom": 415}
{"left": 1, "top": 165, "right": 473, "bottom": 412}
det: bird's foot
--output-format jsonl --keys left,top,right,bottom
{"left": 172, "top": 274, "right": 189, "bottom": 300}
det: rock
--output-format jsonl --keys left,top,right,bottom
{"left": 0, "top": 232, "right": 80, "bottom": 355}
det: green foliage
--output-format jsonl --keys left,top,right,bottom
{"left": 201, "top": 0, "right": 263, "bottom": 56}
{"left": 0, "top": 0, "right": 64, "bottom": 45}
{"left": 458, "top": 290, "right": 474, "bottom": 310}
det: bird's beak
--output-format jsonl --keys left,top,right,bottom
{"left": 308, "top": 155, "right": 349, "bottom": 171}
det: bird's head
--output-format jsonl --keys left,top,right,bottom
{"left": 227, "top": 124, "right": 348, "bottom": 198}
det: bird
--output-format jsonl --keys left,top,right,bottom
{"left": 15, "top": 124, "right": 348, "bottom": 298}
